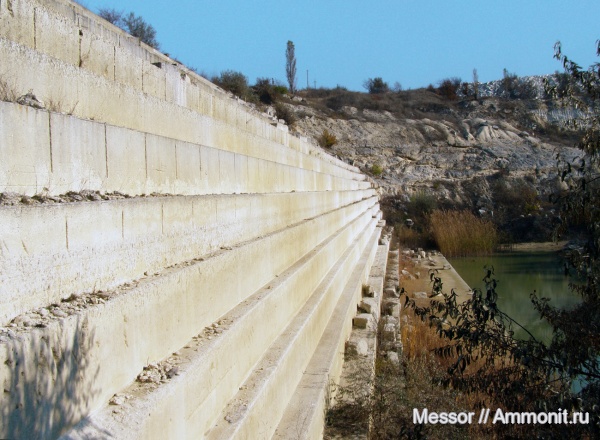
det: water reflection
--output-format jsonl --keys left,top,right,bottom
{"left": 449, "top": 251, "right": 580, "bottom": 341}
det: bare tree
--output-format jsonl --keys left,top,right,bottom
{"left": 97, "top": 8, "right": 123, "bottom": 25}
{"left": 286, "top": 41, "right": 297, "bottom": 95}
{"left": 122, "top": 12, "right": 159, "bottom": 49}
{"left": 97, "top": 8, "right": 159, "bottom": 49}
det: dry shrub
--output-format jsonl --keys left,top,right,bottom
{"left": 317, "top": 129, "right": 337, "bottom": 148}
{"left": 430, "top": 209, "right": 497, "bottom": 257}
{"left": 398, "top": 310, "right": 494, "bottom": 439}
{"left": 274, "top": 102, "right": 296, "bottom": 127}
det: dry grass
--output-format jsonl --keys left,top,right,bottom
{"left": 393, "top": 254, "right": 498, "bottom": 439}
{"left": 45, "top": 97, "right": 79, "bottom": 115}
{"left": 399, "top": 305, "right": 495, "bottom": 438}
{"left": 328, "top": 249, "right": 504, "bottom": 438}
{"left": 0, "top": 76, "right": 18, "bottom": 102}
{"left": 430, "top": 209, "right": 498, "bottom": 257}
{"left": 397, "top": 226, "right": 429, "bottom": 250}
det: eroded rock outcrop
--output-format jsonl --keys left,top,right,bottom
{"left": 290, "top": 97, "right": 581, "bottom": 206}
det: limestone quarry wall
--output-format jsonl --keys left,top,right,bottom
{"left": 0, "top": 1, "right": 383, "bottom": 439}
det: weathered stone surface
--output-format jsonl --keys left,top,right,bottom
{"left": 292, "top": 92, "right": 582, "bottom": 205}
{"left": 382, "top": 315, "right": 398, "bottom": 326}
{"left": 383, "top": 323, "right": 396, "bottom": 341}
{"left": 387, "top": 351, "right": 400, "bottom": 366}
{"left": 383, "top": 299, "right": 400, "bottom": 317}
{"left": 345, "top": 338, "right": 369, "bottom": 357}
{"left": 384, "top": 287, "right": 396, "bottom": 296}
{"left": 358, "top": 297, "right": 379, "bottom": 316}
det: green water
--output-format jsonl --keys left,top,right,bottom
{"left": 449, "top": 251, "right": 580, "bottom": 341}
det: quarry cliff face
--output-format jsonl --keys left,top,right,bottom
{"left": 288, "top": 92, "right": 581, "bottom": 209}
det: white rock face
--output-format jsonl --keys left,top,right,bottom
{"left": 291, "top": 95, "right": 582, "bottom": 204}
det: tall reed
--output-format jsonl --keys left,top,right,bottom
{"left": 430, "top": 209, "right": 498, "bottom": 257}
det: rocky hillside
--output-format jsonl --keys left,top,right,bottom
{"left": 284, "top": 82, "right": 583, "bottom": 218}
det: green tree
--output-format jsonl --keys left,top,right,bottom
{"left": 122, "top": 12, "right": 159, "bottom": 48}
{"left": 407, "top": 41, "right": 600, "bottom": 438}
{"left": 363, "top": 77, "right": 389, "bottom": 94}
{"left": 274, "top": 102, "right": 296, "bottom": 128}
{"left": 252, "top": 78, "right": 287, "bottom": 105}
{"left": 285, "top": 41, "right": 297, "bottom": 95}
{"left": 97, "top": 7, "right": 122, "bottom": 25}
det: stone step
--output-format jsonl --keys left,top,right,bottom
{"left": 59, "top": 213, "right": 380, "bottom": 439}
{"left": 1, "top": 190, "right": 376, "bottom": 323}
{"left": 273, "top": 238, "right": 389, "bottom": 440}
{"left": 1, "top": 201, "right": 379, "bottom": 439}
{"left": 1, "top": 2, "right": 363, "bottom": 179}
{"left": 0, "top": 100, "right": 370, "bottom": 197}
{"left": 0, "top": 73, "right": 364, "bottom": 198}
{"left": 203, "top": 223, "right": 381, "bottom": 440}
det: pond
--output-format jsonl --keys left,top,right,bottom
{"left": 449, "top": 251, "right": 581, "bottom": 341}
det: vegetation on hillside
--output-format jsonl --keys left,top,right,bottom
{"left": 402, "top": 41, "right": 600, "bottom": 438}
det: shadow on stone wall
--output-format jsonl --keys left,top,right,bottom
{"left": 1, "top": 316, "right": 107, "bottom": 439}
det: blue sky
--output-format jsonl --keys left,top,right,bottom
{"left": 77, "top": 0, "right": 600, "bottom": 91}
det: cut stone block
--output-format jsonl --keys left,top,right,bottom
{"left": 384, "top": 287, "right": 396, "bottom": 297}
{"left": 358, "top": 297, "right": 379, "bottom": 317}
{"left": 383, "top": 323, "right": 396, "bottom": 342}
{"left": 383, "top": 299, "right": 400, "bottom": 317}
{"left": 353, "top": 313, "right": 375, "bottom": 330}
{"left": 382, "top": 315, "right": 398, "bottom": 326}
{"left": 387, "top": 351, "right": 400, "bottom": 365}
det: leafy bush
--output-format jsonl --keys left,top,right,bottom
{"left": 325, "top": 90, "right": 358, "bottom": 111}
{"left": 213, "top": 70, "right": 254, "bottom": 101}
{"left": 274, "top": 102, "right": 295, "bottom": 127}
{"left": 317, "top": 129, "right": 338, "bottom": 148}
{"left": 490, "top": 177, "right": 540, "bottom": 226}
{"left": 408, "top": 190, "right": 437, "bottom": 221}
{"left": 370, "top": 163, "right": 383, "bottom": 176}
{"left": 501, "top": 68, "right": 537, "bottom": 99}
{"left": 252, "top": 78, "right": 286, "bottom": 105}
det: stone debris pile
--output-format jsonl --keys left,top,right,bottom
{"left": 137, "top": 358, "right": 180, "bottom": 384}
